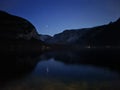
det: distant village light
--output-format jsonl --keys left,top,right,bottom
{"left": 105, "top": 45, "right": 111, "bottom": 48}
{"left": 86, "top": 45, "right": 91, "bottom": 48}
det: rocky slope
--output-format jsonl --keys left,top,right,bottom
{"left": 0, "top": 11, "right": 44, "bottom": 53}
{"left": 47, "top": 18, "right": 120, "bottom": 47}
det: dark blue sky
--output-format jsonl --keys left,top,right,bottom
{"left": 0, "top": 0, "right": 120, "bottom": 36}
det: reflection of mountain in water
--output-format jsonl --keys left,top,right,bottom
{"left": 0, "top": 54, "right": 41, "bottom": 88}
{"left": 0, "top": 51, "right": 120, "bottom": 90}
{"left": 40, "top": 50, "right": 120, "bottom": 71}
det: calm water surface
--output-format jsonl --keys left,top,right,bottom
{"left": 1, "top": 50, "right": 120, "bottom": 90}
{"left": 31, "top": 58, "right": 120, "bottom": 82}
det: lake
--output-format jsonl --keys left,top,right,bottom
{"left": 0, "top": 50, "right": 120, "bottom": 90}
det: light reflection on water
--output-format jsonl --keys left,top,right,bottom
{"left": 2, "top": 58, "right": 120, "bottom": 90}
{"left": 1, "top": 50, "right": 120, "bottom": 90}
{"left": 30, "top": 58, "right": 120, "bottom": 82}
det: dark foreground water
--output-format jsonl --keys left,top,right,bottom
{"left": 1, "top": 49, "right": 120, "bottom": 90}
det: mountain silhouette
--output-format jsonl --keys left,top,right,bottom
{"left": 46, "top": 18, "right": 120, "bottom": 47}
{"left": 0, "top": 11, "right": 44, "bottom": 54}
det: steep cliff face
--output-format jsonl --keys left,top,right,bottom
{"left": 47, "top": 18, "right": 120, "bottom": 47}
{"left": 0, "top": 11, "right": 40, "bottom": 40}
{"left": 0, "top": 11, "right": 43, "bottom": 53}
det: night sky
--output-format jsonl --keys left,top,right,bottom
{"left": 0, "top": 0, "right": 120, "bottom": 36}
